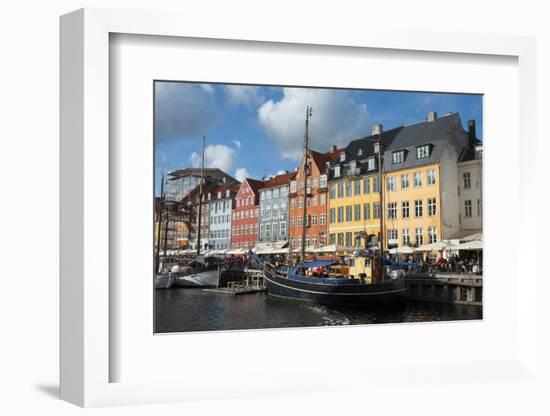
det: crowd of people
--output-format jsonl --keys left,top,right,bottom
{"left": 412, "top": 253, "right": 482, "bottom": 274}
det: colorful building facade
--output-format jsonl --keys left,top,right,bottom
{"left": 327, "top": 112, "right": 482, "bottom": 253}
{"left": 231, "top": 178, "right": 264, "bottom": 249}
{"left": 208, "top": 183, "right": 240, "bottom": 250}
{"left": 258, "top": 172, "right": 294, "bottom": 244}
{"left": 289, "top": 149, "right": 339, "bottom": 249}
{"left": 327, "top": 126, "right": 397, "bottom": 250}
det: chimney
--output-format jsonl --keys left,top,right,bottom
{"left": 467, "top": 119, "right": 476, "bottom": 144}
{"left": 371, "top": 124, "right": 383, "bottom": 135}
{"left": 329, "top": 144, "right": 337, "bottom": 153}
{"left": 426, "top": 111, "right": 437, "bottom": 122}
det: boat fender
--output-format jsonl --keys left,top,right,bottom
{"left": 389, "top": 269, "right": 406, "bottom": 280}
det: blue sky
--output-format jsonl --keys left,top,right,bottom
{"left": 155, "top": 82, "right": 482, "bottom": 195}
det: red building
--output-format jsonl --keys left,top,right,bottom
{"left": 231, "top": 178, "right": 264, "bottom": 250}
{"left": 289, "top": 148, "right": 341, "bottom": 249}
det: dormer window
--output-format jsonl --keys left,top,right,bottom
{"left": 357, "top": 148, "right": 363, "bottom": 157}
{"left": 217, "top": 191, "right": 222, "bottom": 199}
{"left": 392, "top": 150, "right": 406, "bottom": 164}
{"left": 334, "top": 165, "right": 341, "bottom": 178}
{"left": 226, "top": 190, "right": 230, "bottom": 197}
{"left": 367, "top": 157, "right": 376, "bottom": 171}
{"left": 340, "top": 152, "right": 346, "bottom": 162}
{"left": 416, "top": 144, "right": 432, "bottom": 160}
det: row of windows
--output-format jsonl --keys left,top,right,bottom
{"left": 328, "top": 198, "right": 437, "bottom": 224}
{"left": 387, "top": 198, "right": 437, "bottom": 219}
{"left": 289, "top": 235, "right": 324, "bottom": 249}
{"left": 289, "top": 214, "right": 327, "bottom": 227}
{"left": 210, "top": 200, "right": 232, "bottom": 213}
{"left": 232, "top": 224, "right": 259, "bottom": 235}
{"left": 329, "top": 169, "right": 437, "bottom": 199}
{"left": 329, "top": 203, "right": 382, "bottom": 223}
{"left": 386, "top": 169, "right": 436, "bottom": 191}
{"left": 233, "top": 209, "right": 259, "bottom": 220}
{"left": 329, "top": 176, "right": 381, "bottom": 199}
{"left": 210, "top": 214, "right": 231, "bottom": 224}
{"left": 328, "top": 227, "right": 437, "bottom": 247}
{"left": 209, "top": 229, "right": 230, "bottom": 239}
{"left": 236, "top": 196, "right": 255, "bottom": 207}
{"left": 290, "top": 175, "right": 328, "bottom": 193}
{"left": 290, "top": 194, "right": 327, "bottom": 209}
{"left": 260, "top": 186, "right": 288, "bottom": 200}
{"left": 260, "top": 222, "right": 288, "bottom": 239}
{"left": 260, "top": 205, "right": 287, "bottom": 218}
{"left": 391, "top": 145, "right": 432, "bottom": 165}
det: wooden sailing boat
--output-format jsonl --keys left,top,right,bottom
{"left": 263, "top": 108, "right": 406, "bottom": 305}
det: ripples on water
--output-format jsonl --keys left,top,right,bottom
{"left": 154, "top": 288, "right": 482, "bottom": 333}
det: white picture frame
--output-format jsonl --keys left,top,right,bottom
{"left": 60, "top": 7, "right": 539, "bottom": 408}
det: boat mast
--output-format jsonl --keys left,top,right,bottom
{"left": 377, "top": 132, "right": 385, "bottom": 282}
{"left": 196, "top": 136, "right": 206, "bottom": 256}
{"left": 155, "top": 172, "right": 165, "bottom": 274}
{"left": 300, "top": 106, "right": 312, "bottom": 262}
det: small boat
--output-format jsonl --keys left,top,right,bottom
{"left": 263, "top": 260, "right": 406, "bottom": 305}
{"left": 154, "top": 272, "right": 175, "bottom": 289}
{"left": 168, "top": 257, "right": 218, "bottom": 288}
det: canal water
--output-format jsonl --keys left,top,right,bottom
{"left": 155, "top": 288, "right": 482, "bottom": 333}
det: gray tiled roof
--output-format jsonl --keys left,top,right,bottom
{"left": 327, "top": 112, "right": 477, "bottom": 179}
{"left": 382, "top": 113, "right": 470, "bottom": 172}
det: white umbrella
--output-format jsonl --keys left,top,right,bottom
{"left": 457, "top": 240, "right": 483, "bottom": 250}
{"left": 389, "top": 245, "right": 415, "bottom": 254}
{"left": 416, "top": 240, "right": 457, "bottom": 252}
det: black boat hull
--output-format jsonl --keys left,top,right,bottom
{"left": 264, "top": 271, "right": 406, "bottom": 306}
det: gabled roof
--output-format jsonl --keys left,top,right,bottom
{"left": 243, "top": 178, "right": 265, "bottom": 195}
{"left": 309, "top": 149, "right": 343, "bottom": 173}
{"left": 260, "top": 171, "right": 295, "bottom": 189}
{"left": 344, "top": 126, "right": 403, "bottom": 162}
{"left": 209, "top": 182, "right": 241, "bottom": 199}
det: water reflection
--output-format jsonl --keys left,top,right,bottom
{"left": 154, "top": 288, "right": 482, "bottom": 333}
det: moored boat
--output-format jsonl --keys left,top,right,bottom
{"left": 172, "top": 267, "right": 221, "bottom": 288}
{"left": 263, "top": 260, "right": 406, "bottom": 305}
{"left": 154, "top": 272, "right": 175, "bottom": 289}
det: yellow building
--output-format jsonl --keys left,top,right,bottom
{"left": 326, "top": 112, "right": 481, "bottom": 267}
{"left": 382, "top": 164, "right": 441, "bottom": 251}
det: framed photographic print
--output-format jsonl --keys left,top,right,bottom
{"left": 60, "top": 7, "right": 539, "bottom": 409}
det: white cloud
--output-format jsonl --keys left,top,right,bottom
{"left": 155, "top": 83, "right": 216, "bottom": 141}
{"left": 225, "top": 85, "right": 263, "bottom": 107}
{"left": 258, "top": 88, "right": 371, "bottom": 159}
{"left": 275, "top": 169, "right": 287, "bottom": 175}
{"left": 232, "top": 139, "right": 241, "bottom": 149}
{"left": 234, "top": 168, "right": 250, "bottom": 182}
{"left": 190, "top": 144, "right": 236, "bottom": 172}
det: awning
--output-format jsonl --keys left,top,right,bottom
{"left": 389, "top": 246, "right": 415, "bottom": 254}
{"left": 315, "top": 244, "right": 354, "bottom": 253}
{"left": 457, "top": 240, "right": 483, "bottom": 250}
{"left": 253, "top": 241, "right": 288, "bottom": 254}
{"left": 416, "top": 240, "right": 458, "bottom": 252}
{"left": 448, "top": 229, "right": 482, "bottom": 242}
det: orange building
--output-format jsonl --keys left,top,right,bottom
{"left": 288, "top": 148, "right": 340, "bottom": 249}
